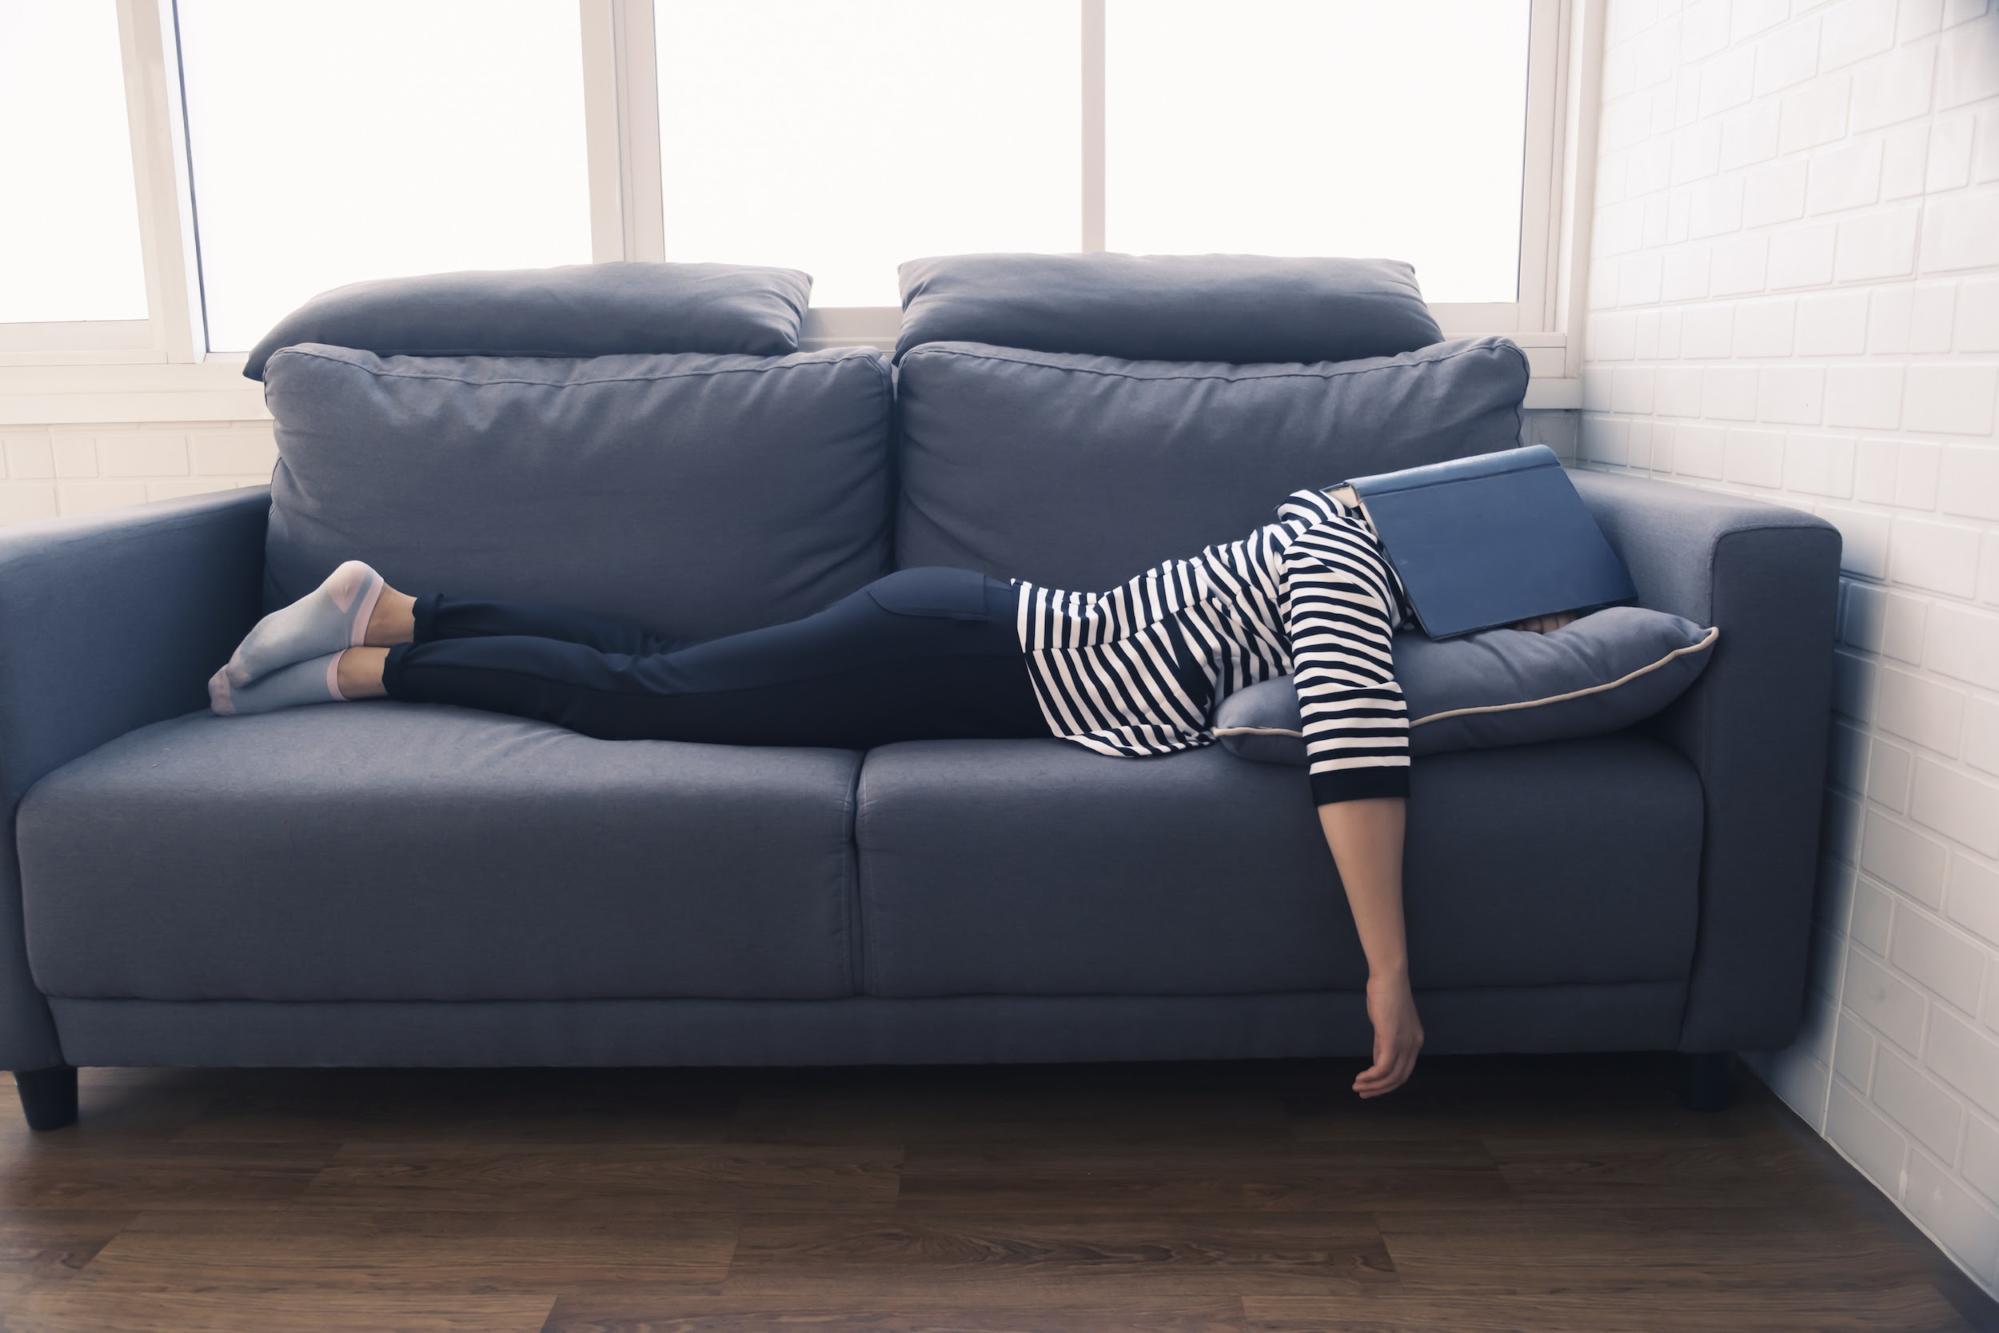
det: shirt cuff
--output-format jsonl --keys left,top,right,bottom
{"left": 1310, "top": 766, "right": 1410, "bottom": 806}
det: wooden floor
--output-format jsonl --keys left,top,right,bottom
{"left": 0, "top": 1056, "right": 1990, "bottom": 1332}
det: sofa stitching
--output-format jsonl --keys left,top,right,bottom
{"left": 1410, "top": 625, "right": 1721, "bottom": 726}
{"left": 1502, "top": 339, "right": 1529, "bottom": 448}
{"left": 843, "top": 754, "right": 866, "bottom": 998}
{"left": 41, "top": 978, "right": 1693, "bottom": 1004}
{"left": 1671, "top": 523, "right": 1732, "bottom": 1045}
{"left": 265, "top": 344, "right": 880, "bottom": 390}
{"left": 852, "top": 758, "right": 875, "bottom": 997}
{"left": 900, "top": 337, "right": 1524, "bottom": 387}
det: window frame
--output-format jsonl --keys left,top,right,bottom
{"left": 622, "top": 0, "right": 1585, "bottom": 373}
{"left": 0, "top": 0, "right": 196, "bottom": 365}
{"left": 2, "top": 0, "right": 1598, "bottom": 417}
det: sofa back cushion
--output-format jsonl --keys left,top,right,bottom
{"left": 895, "top": 252, "right": 1441, "bottom": 365}
{"left": 263, "top": 343, "right": 892, "bottom": 638}
{"left": 244, "top": 261, "right": 811, "bottom": 380}
{"left": 894, "top": 336, "right": 1528, "bottom": 587}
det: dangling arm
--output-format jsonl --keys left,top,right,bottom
{"left": 1318, "top": 799, "right": 1420, "bottom": 1098}
{"left": 1279, "top": 528, "right": 1422, "bottom": 1098}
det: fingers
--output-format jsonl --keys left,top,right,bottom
{"left": 1352, "top": 1038, "right": 1423, "bottom": 1098}
{"left": 1357, "top": 1056, "right": 1410, "bottom": 1098}
{"left": 1355, "top": 1053, "right": 1406, "bottom": 1097}
{"left": 1353, "top": 1034, "right": 1390, "bottom": 1093}
{"left": 1354, "top": 1067, "right": 1397, "bottom": 1097}
{"left": 1353, "top": 1052, "right": 1398, "bottom": 1095}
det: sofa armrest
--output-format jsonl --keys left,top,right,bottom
{"left": 0, "top": 487, "right": 268, "bottom": 1071}
{"left": 1572, "top": 470, "right": 1842, "bottom": 1051}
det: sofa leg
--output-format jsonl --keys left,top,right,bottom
{"left": 14, "top": 1066, "right": 78, "bottom": 1131}
{"left": 1676, "top": 1051, "right": 1734, "bottom": 1111}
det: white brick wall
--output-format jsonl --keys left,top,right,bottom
{"left": 1587, "top": 0, "right": 1999, "bottom": 1293}
{"left": 0, "top": 422, "right": 274, "bottom": 523}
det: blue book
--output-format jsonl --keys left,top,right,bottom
{"left": 1338, "top": 444, "right": 1637, "bottom": 639}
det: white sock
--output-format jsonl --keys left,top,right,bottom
{"left": 219, "top": 560, "right": 383, "bottom": 688}
{"left": 209, "top": 651, "right": 348, "bottom": 716}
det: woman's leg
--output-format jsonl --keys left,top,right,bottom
{"left": 355, "top": 568, "right": 1047, "bottom": 747}
{"left": 392, "top": 592, "right": 675, "bottom": 657}
{"left": 222, "top": 562, "right": 675, "bottom": 695}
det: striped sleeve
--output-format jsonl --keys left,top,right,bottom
{"left": 1277, "top": 520, "right": 1410, "bottom": 805}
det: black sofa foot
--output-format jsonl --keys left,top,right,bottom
{"left": 1677, "top": 1051, "right": 1734, "bottom": 1111}
{"left": 14, "top": 1066, "right": 78, "bottom": 1131}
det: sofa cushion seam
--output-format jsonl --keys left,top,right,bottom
{"left": 900, "top": 338, "right": 1522, "bottom": 386}
{"left": 844, "top": 754, "right": 866, "bottom": 998}
{"left": 265, "top": 344, "right": 881, "bottom": 390}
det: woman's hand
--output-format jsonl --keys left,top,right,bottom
{"left": 1355, "top": 969, "right": 1424, "bottom": 1098}
{"left": 1511, "top": 611, "right": 1580, "bottom": 633}
{"left": 1318, "top": 798, "right": 1419, "bottom": 1099}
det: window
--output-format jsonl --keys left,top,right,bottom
{"left": 653, "top": 1, "right": 1081, "bottom": 308}
{"left": 1104, "top": 0, "right": 1531, "bottom": 305}
{"left": 0, "top": 1, "right": 147, "bottom": 324}
{"left": 175, "top": 0, "right": 594, "bottom": 351}
{"left": 16, "top": 0, "right": 1580, "bottom": 387}
{"left": 639, "top": 0, "right": 1558, "bottom": 338}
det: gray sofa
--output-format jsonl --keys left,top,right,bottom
{"left": 0, "top": 258, "right": 1841, "bottom": 1130}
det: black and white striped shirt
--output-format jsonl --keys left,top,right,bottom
{"left": 1011, "top": 485, "right": 1412, "bottom": 806}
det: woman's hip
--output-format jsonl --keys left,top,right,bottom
{"left": 859, "top": 566, "right": 1020, "bottom": 635}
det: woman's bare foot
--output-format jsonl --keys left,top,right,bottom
{"left": 335, "top": 647, "right": 389, "bottom": 699}
{"left": 364, "top": 588, "right": 417, "bottom": 646}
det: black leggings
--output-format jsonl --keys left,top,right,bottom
{"left": 380, "top": 566, "right": 1050, "bottom": 748}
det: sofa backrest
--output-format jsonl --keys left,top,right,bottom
{"left": 254, "top": 256, "right": 1530, "bottom": 630}
{"left": 256, "top": 264, "right": 894, "bottom": 639}
{"left": 244, "top": 261, "right": 813, "bottom": 380}
{"left": 894, "top": 253, "right": 1444, "bottom": 365}
{"left": 891, "top": 254, "right": 1529, "bottom": 589}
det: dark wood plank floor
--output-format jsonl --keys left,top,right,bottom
{"left": 0, "top": 1055, "right": 1990, "bottom": 1332}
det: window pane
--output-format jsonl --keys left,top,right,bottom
{"left": 0, "top": 1, "right": 146, "bottom": 323}
{"left": 1106, "top": 0, "right": 1530, "bottom": 303}
{"left": 656, "top": 1, "right": 1080, "bottom": 307}
{"left": 177, "top": 0, "right": 592, "bottom": 352}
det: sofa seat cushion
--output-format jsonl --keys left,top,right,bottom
{"left": 18, "top": 705, "right": 861, "bottom": 1003}
{"left": 855, "top": 734, "right": 1701, "bottom": 998}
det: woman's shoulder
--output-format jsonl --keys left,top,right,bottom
{"left": 1272, "top": 484, "right": 1351, "bottom": 526}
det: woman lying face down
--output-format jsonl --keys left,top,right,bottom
{"left": 212, "top": 483, "right": 1589, "bottom": 1100}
